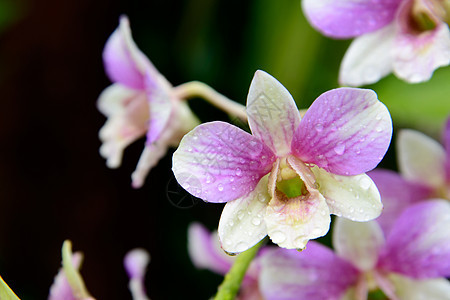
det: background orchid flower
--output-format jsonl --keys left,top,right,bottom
{"left": 173, "top": 70, "right": 392, "bottom": 253}
{"left": 369, "top": 117, "right": 450, "bottom": 233}
{"left": 124, "top": 248, "right": 151, "bottom": 300}
{"left": 259, "top": 200, "right": 450, "bottom": 300}
{"left": 302, "top": 0, "right": 450, "bottom": 86}
{"left": 98, "top": 15, "right": 200, "bottom": 188}
{"left": 48, "top": 240, "right": 95, "bottom": 300}
{"left": 188, "top": 223, "right": 263, "bottom": 300}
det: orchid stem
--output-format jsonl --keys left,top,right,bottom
{"left": 173, "top": 81, "right": 248, "bottom": 123}
{"left": 213, "top": 239, "right": 264, "bottom": 300}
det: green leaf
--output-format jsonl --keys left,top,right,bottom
{"left": 0, "top": 276, "right": 20, "bottom": 300}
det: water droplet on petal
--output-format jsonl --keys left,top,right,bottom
{"left": 315, "top": 123, "right": 324, "bottom": 132}
{"left": 237, "top": 210, "right": 245, "bottom": 220}
{"left": 376, "top": 126, "right": 383, "bottom": 132}
{"left": 334, "top": 143, "right": 346, "bottom": 155}
{"left": 251, "top": 217, "right": 261, "bottom": 226}
{"left": 218, "top": 184, "right": 224, "bottom": 192}
{"left": 349, "top": 207, "right": 355, "bottom": 213}
{"left": 235, "top": 168, "right": 242, "bottom": 176}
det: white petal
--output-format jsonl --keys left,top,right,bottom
{"left": 339, "top": 24, "right": 395, "bottom": 86}
{"left": 97, "top": 84, "right": 140, "bottom": 116}
{"left": 397, "top": 129, "right": 446, "bottom": 189}
{"left": 218, "top": 175, "right": 270, "bottom": 254}
{"left": 388, "top": 274, "right": 450, "bottom": 300}
{"left": 333, "top": 218, "right": 385, "bottom": 272}
{"left": 312, "top": 167, "right": 382, "bottom": 221}
{"left": 131, "top": 144, "right": 169, "bottom": 188}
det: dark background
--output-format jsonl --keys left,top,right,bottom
{"left": 0, "top": 0, "right": 448, "bottom": 299}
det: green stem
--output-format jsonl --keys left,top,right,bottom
{"left": 214, "top": 239, "right": 265, "bottom": 300}
{"left": 173, "top": 81, "right": 248, "bottom": 123}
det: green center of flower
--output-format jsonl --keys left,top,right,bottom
{"left": 410, "top": 0, "right": 450, "bottom": 32}
{"left": 368, "top": 289, "right": 389, "bottom": 300}
{"left": 276, "top": 158, "right": 309, "bottom": 199}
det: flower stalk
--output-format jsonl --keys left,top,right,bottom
{"left": 214, "top": 239, "right": 264, "bottom": 300}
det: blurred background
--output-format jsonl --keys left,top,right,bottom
{"left": 0, "top": 0, "right": 449, "bottom": 299}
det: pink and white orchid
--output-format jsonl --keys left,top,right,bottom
{"left": 173, "top": 70, "right": 392, "bottom": 253}
{"left": 124, "top": 248, "right": 151, "bottom": 300}
{"left": 188, "top": 223, "right": 263, "bottom": 300}
{"left": 302, "top": 0, "right": 450, "bottom": 86}
{"left": 98, "top": 16, "right": 199, "bottom": 188}
{"left": 369, "top": 117, "right": 450, "bottom": 233}
{"left": 259, "top": 200, "right": 450, "bottom": 300}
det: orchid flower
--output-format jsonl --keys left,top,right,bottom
{"left": 173, "top": 70, "right": 392, "bottom": 253}
{"left": 302, "top": 0, "right": 450, "bottom": 86}
{"left": 369, "top": 117, "right": 450, "bottom": 233}
{"left": 259, "top": 200, "right": 450, "bottom": 300}
{"left": 99, "top": 15, "right": 200, "bottom": 188}
{"left": 48, "top": 240, "right": 95, "bottom": 300}
{"left": 188, "top": 223, "right": 263, "bottom": 300}
{"left": 124, "top": 248, "right": 151, "bottom": 300}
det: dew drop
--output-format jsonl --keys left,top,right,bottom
{"left": 251, "top": 217, "right": 261, "bottom": 226}
{"left": 235, "top": 168, "right": 242, "bottom": 176}
{"left": 349, "top": 207, "right": 355, "bottom": 213}
{"left": 237, "top": 210, "right": 245, "bottom": 220}
{"left": 218, "top": 184, "right": 224, "bottom": 192}
{"left": 228, "top": 220, "right": 234, "bottom": 227}
{"left": 315, "top": 123, "right": 324, "bottom": 132}
{"left": 187, "top": 147, "right": 193, "bottom": 152}
{"left": 334, "top": 143, "right": 346, "bottom": 155}
{"left": 229, "top": 177, "right": 235, "bottom": 182}
{"left": 193, "top": 136, "right": 198, "bottom": 140}
{"left": 376, "top": 126, "right": 383, "bottom": 132}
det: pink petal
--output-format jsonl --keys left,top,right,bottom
{"left": 393, "top": 24, "right": 450, "bottom": 83}
{"left": 172, "top": 121, "right": 276, "bottom": 203}
{"left": 246, "top": 70, "right": 301, "bottom": 157}
{"left": 49, "top": 253, "right": 83, "bottom": 300}
{"left": 102, "top": 16, "right": 152, "bottom": 90}
{"left": 292, "top": 88, "right": 392, "bottom": 176}
{"left": 368, "top": 169, "right": 433, "bottom": 234}
{"left": 302, "top": 0, "right": 402, "bottom": 38}
{"left": 124, "top": 249, "right": 150, "bottom": 300}
{"left": 378, "top": 200, "right": 450, "bottom": 279}
{"left": 188, "top": 222, "right": 234, "bottom": 275}
{"left": 259, "top": 243, "right": 358, "bottom": 300}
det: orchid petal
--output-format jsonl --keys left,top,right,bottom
{"left": 302, "top": 0, "right": 402, "bottom": 38}
{"left": 339, "top": 24, "right": 395, "bottom": 86}
{"left": 144, "top": 71, "right": 173, "bottom": 145}
{"left": 124, "top": 249, "right": 150, "bottom": 300}
{"left": 265, "top": 184, "right": 331, "bottom": 250}
{"left": 368, "top": 169, "right": 433, "bottom": 234}
{"left": 97, "top": 84, "right": 141, "bottom": 116}
{"left": 218, "top": 176, "right": 270, "bottom": 254}
{"left": 49, "top": 252, "right": 83, "bottom": 300}
{"left": 293, "top": 88, "right": 392, "bottom": 176}
{"left": 102, "top": 16, "right": 153, "bottom": 90}
{"left": 333, "top": 218, "right": 385, "bottom": 271}
{"left": 247, "top": 70, "right": 301, "bottom": 157}
{"left": 393, "top": 24, "right": 450, "bottom": 83}
{"left": 379, "top": 200, "right": 450, "bottom": 279}
{"left": 444, "top": 118, "right": 450, "bottom": 181}
{"left": 172, "top": 121, "right": 275, "bottom": 203}
{"left": 397, "top": 129, "right": 446, "bottom": 189}
{"left": 188, "top": 223, "right": 234, "bottom": 274}
{"left": 131, "top": 143, "right": 169, "bottom": 188}
{"left": 312, "top": 167, "right": 382, "bottom": 221}
{"left": 259, "top": 243, "right": 358, "bottom": 300}
{"left": 388, "top": 274, "right": 450, "bottom": 300}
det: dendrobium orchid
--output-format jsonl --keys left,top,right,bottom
{"left": 173, "top": 70, "right": 392, "bottom": 253}
{"left": 369, "top": 117, "right": 450, "bottom": 233}
{"left": 188, "top": 223, "right": 263, "bottom": 300}
{"left": 302, "top": 0, "right": 450, "bottom": 86}
{"left": 98, "top": 16, "right": 199, "bottom": 188}
{"left": 259, "top": 200, "right": 450, "bottom": 300}
{"left": 124, "top": 248, "right": 151, "bottom": 300}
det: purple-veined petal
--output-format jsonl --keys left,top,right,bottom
{"left": 188, "top": 222, "right": 234, "bottom": 274}
{"left": 98, "top": 88, "right": 149, "bottom": 169}
{"left": 388, "top": 274, "right": 450, "bottom": 300}
{"left": 172, "top": 121, "right": 275, "bottom": 203}
{"left": 368, "top": 169, "right": 433, "bottom": 234}
{"left": 397, "top": 129, "right": 446, "bottom": 189}
{"left": 102, "top": 16, "right": 153, "bottom": 90}
{"left": 443, "top": 117, "right": 450, "bottom": 181}
{"left": 246, "top": 70, "right": 301, "bottom": 157}
{"left": 333, "top": 218, "right": 385, "bottom": 272}
{"left": 218, "top": 176, "right": 270, "bottom": 254}
{"left": 124, "top": 249, "right": 150, "bottom": 300}
{"left": 259, "top": 243, "right": 358, "bottom": 300}
{"left": 393, "top": 24, "right": 450, "bottom": 83}
{"left": 339, "top": 24, "right": 395, "bottom": 86}
{"left": 144, "top": 71, "right": 173, "bottom": 145}
{"left": 312, "top": 167, "right": 382, "bottom": 221}
{"left": 302, "top": 0, "right": 402, "bottom": 38}
{"left": 265, "top": 182, "right": 331, "bottom": 250}
{"left": 378, "top": 200, "right": 450, "bottom": 279}
{"left": 293, "top": 88, "right": 392, "bottom": 176}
